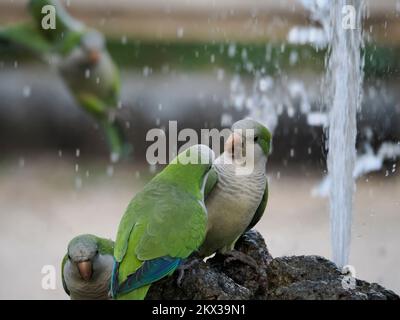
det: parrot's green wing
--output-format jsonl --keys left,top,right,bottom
{"left": 115, "top": 182, "right": 207, "bottom": 263}
{"left": 246, "top": 180, "right": 268, "bottom": 231}
{"left": 0, "top": 23, "right": 52, "bottom": 56}
{"left": 61, "top": 254, "right": 70, "bottom": 296}
{"left": 204, "top": 167, "right": 218, "bottom": 198}
{"left": 113, "top": 181, "right": 207, "bottom": 299}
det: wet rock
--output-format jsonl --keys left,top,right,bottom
{"left": 146, "top": 230, "right": 399, "bottom": 300}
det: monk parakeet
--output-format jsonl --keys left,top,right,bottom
{"left": 62, "top": 234, "right": 114, "bottom": 300}
{"left": 110, "top": 144, "right": 214, "bottom": 300}
{"left": 0, "top": 0, "right": 127, "bottom": 159}
{"left": 198, "top": 119, "right": 271, "bottom": 259}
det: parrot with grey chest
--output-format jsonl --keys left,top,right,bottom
{"left": 62, "top": 234, "right": 114, "bottom": 300}
{"left": 198, "top": 119, "right": 272, "bottom": 262}
{"left": 0, "top": 0, "right": 128, "bottom": 159}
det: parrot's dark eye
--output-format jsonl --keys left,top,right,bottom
{"left": 68, "top": 254, "right": 71, "bottom": 260}
{"left": 254, "top": 136, "right": 259, "bottom": 142}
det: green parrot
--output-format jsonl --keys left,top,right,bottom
{"left": 198, "top": 119, "right": 272, "bottom": 260}
{"left": 62, "top": 234, "right": 114, "bottom": 300}
{"left": 110, "top": 144, "right": 214, "bottom": 300}
{"left": 0, "top": 0, "right": 127, "bottom": 159}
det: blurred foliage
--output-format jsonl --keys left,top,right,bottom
{"left": 1, "top": 38, "right": 399, "bottom": 78}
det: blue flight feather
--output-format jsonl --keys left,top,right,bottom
{"left": 110, "top": 260, "right": 119, "bottom": 298}
{"left": 113, "top": 256, "right": 181, "bottom": 296}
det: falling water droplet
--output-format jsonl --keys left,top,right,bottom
{"left": 228, "top": 43, "right": 236, "bottom": 57}
{"left": 110, "top": 152, "right": 120, "bottom": 164}
{"left": 76, "top": 149, "right": 80, "bottom": 158}
{"left": 177, "top": 27, "right": 184, "bottom": 38}
{"left": 143, "top": 66, "right": 151, "bottom": 77}
{"left": 22, "top": 86, "right": 31, "bottom": 98}
{"left": 75, "top": 177, "right": 82, "bottom": 189}
{"left": 221, "top": 113, "right": 233, "bottom": 127}
{"left": 18, "top": 157, "right": 25, "bottom": 168}
{"left": 107, "top": 165, "right": 114, "bottom": 177}
{"left": 217, "top": 69, "right": 225, "bottom": 81}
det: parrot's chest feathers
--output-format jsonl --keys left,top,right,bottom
{"left": 203, "top": 160, "right": 266, "bottom": 253}
{"left": 64, "top": 254, "right": 113, "bottom": 300}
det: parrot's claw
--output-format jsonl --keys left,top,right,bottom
{"left": 176, "top": 258, "right": 201, "bottom": 288}
{"left": 222, "top": 250, "right": 259, "bottom": 270}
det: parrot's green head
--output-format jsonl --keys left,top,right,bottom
{"left": 228, "top": 119, "right": 272, "bottom": 162}
{"left": 67, "top": 234, "right": 100, "bottom": 281}
{"left": 158, "top": 144, "right": 215, "bottom": 199}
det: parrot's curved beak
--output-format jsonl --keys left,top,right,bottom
{"left": 77, "top": 261, "right": 93, "bottom": 281}
{"left": 225, "top": 132, "right": 242, "bottom": 158}
{"left": 88, "top": 50, "right": 100, "bottom": 64}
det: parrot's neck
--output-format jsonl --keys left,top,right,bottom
{"left": 154, "top": 165, "right": 205, "bottom": 200}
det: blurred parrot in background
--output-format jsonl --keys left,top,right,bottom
{"left": 111, "top": 145, "right": 214, "bottom": 300}
{"left": 0, "top": 0, "right": 128, "bottom": 160}
{"left": 198, "top": 119, "right": 271, "bottom": 263}
{"left": 62, "top": 234, "right": 114, "bottom": 300}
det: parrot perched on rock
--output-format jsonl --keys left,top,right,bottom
{"left": 0, "top": 0, "right": 127, "bottom": 159}
{"left": 62, "top": 234, "right": 114, "bottom": 300}
{"left": 111, "top": 144, "right": 214, "bottom": 300}
{"left": 198, "top": 119, "right": 272, "bottom": 261}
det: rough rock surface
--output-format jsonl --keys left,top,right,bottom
{"left": 146, "top": 230, "right": 399, "bottom": 300}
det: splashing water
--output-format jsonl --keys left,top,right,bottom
{"left": 325, "top": 0, "right": 365, "bottom": 267}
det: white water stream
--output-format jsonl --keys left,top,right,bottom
{"left": 325, "top": 0, "right": 365, "bottom": 267}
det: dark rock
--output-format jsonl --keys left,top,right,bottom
{"left": 146, "top": 259, "right": 251, "bottom": 300}
{"left": 208, "top": 230, "right": 272, "bottom": 299}
{"left": 146, "top": 230, "right": 399, "bottom": 300}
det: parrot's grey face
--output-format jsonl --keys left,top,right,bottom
{"left": 80, "top": 31, "right": 105, "bottom": 65}
{"left": 67, "top": 236, "right": 99, "bottom": 281}
{"left": 228, "top": 119, "right": 272, "bottom": 163}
